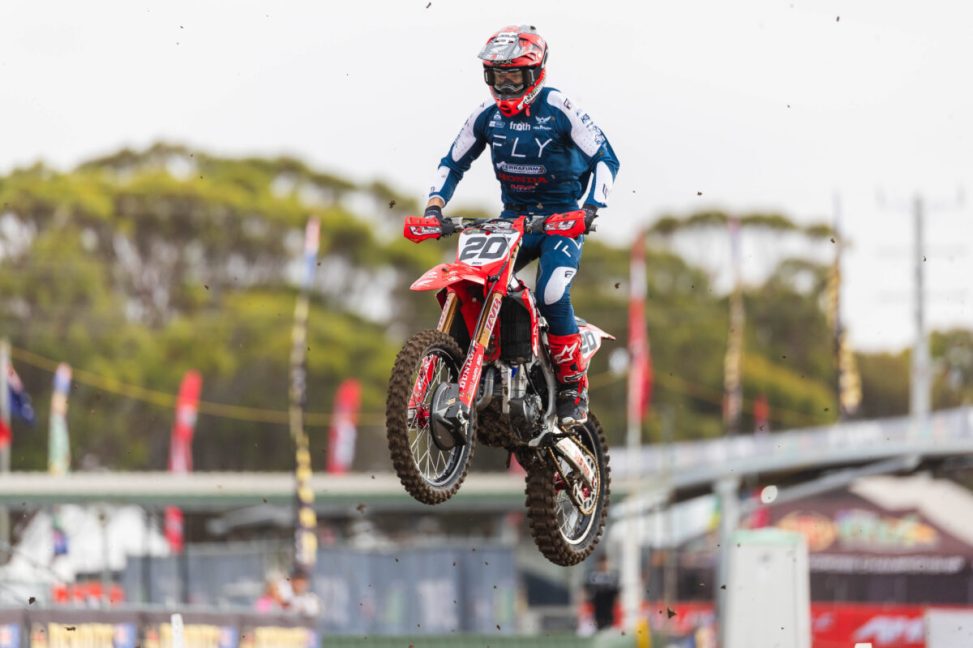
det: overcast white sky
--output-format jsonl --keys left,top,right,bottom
{"left": 1, "top": 0, "right": 970, "bottom": 352}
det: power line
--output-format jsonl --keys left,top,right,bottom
{"left": 8, "top": 345, "right": 379, "bottom": 427}
{"left": 11, "top": 343, "right": 822, "bottom": 431}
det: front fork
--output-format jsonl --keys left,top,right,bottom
{"left": 407, "top": 292, "right": 460, "bottom": 412}
{"left": 457, "top": 290, "right": 503, "bottom": 409}
{"left": 408, "top": 289, "right": 502, "bottom": 446}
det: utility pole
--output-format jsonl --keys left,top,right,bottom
{"left": 911, "top": 196, "right": 931, "bottom": 432}
{"left": 661, "top": 408, "right": 676, "bottom": 618}
{"left": 723, "top": 218, "right": 744, "bottom": 436}
{"left": 621, "top": 229, "right": 648, "bottom": 630}
{"left": 878, "top": 189, "right": 964, "bottom": 435}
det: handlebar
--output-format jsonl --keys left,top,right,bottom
{"left": 404, "top": 211, "right": 588, "bottom": 243}
{"left": 439, "top": 215, "right": 549, "bottom": 236}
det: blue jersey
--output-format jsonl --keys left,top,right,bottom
{"left": 429, "top": 87, "right": 620, "bottom": 213}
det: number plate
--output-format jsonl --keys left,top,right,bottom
{"left": 456, "top": 231, "right": 519, "bottom": 267}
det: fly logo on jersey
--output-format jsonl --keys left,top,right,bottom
{"left": 491, "top": 134, "right": 555, "bottom": 159}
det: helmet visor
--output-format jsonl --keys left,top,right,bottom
{"left": 478, "top": 30, "right": 529, "bottom": 63}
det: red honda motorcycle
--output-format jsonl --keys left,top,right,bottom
{"left": 386, "top": 211, "right": 613, "bottom": 565}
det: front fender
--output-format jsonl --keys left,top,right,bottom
{"left": 410, "top": 263, "right": 488, "bottom": 291}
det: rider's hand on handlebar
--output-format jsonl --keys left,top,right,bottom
{"left": 424, "top": 205, "right": 457, "bottom": 237}
{"left": 582, "top": 204, "right": 599, "bottom": 233}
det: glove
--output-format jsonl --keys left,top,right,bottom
{"left": 424, "top": 204, "right": 456, "bottom": 236}
{"left": 582, "top": 204, "right": 599, "bottom": 233}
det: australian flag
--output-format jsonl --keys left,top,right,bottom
{"left": 7, "top": 366, "right": 35, "bottom": 426}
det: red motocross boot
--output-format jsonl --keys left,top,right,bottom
{"left": 547, "top": 332, "right": 589, "bottom": 427}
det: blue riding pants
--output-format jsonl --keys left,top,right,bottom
{"left": 506, "top": 213, "right": 584, "bottom": 336}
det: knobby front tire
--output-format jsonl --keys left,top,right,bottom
{"left": 386, "top": 329, "right": 475, "bottom": 505}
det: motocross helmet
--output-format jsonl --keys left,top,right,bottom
{"left": 478, "top": 25, "right": 548, "bottom": 117}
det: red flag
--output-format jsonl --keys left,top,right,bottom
{"left": 165, "top": 370, "right": 202, "bottom": 553}
{"left": 327, "top": 379, "right": 361, "bottom": 474}
{"left": 627, "top": 231, "right": 653, "bottom": 423}
{"left": 753, "top": 393, "right": 770, "bottom": 435}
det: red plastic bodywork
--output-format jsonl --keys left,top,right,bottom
{"left": 410, "top": 263, "right": 489, "bottom": 292}
{"left": 405, "top": 214, "right": 610, "bottom": 410}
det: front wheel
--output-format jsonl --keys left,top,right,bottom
{"left": 524, "top": 413, "right": 610, "bottom": 566}
{"left": 386, "top": 329, "right": 475, "bottom": 504}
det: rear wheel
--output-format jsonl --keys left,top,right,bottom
{"left": 524, "top": 413, "right": 610, "bottom": 566}
{"left": 386, "top": 330, "right": 475, "bottom": 504}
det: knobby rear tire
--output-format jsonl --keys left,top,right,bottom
{"left": 386, "top": 329, "right": 475, "bottom": 505}
{"left": 524, "top": 413, "right": 611, "bottom": 566}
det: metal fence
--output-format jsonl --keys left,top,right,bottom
{"left": 121, "top": 542, "right": 519, "bottom": 636}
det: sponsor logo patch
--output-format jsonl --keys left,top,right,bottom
{"left": 496, "top": 161, "right": 546, "bottom": 174}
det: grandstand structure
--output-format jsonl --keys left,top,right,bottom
{"left": 2, "top": 406, "right": 970, "bottom": 513}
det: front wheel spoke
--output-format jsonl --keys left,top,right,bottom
{"left": 415, "top": 438, "right": 431, "bottom": 473}
{"left": 410, "top": 425, "right": 454, "bottom": 482}
{"left": 409, "top": 427, "right": 427, "bottom": 462}
{"left": 431, "top": 450, "right": 444, "bottom": 477}
{"left": 400, "top": 346, "right": 465, "bottom": 488}
{"left": 431, "top": 364, "right": 450, "bottom": 390}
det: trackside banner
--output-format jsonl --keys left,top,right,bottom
{"left": 643, "top": 601, "right": 967, "bottom": 648}
{"left": 0, "top": 609, "right": 316, "bottom": 648}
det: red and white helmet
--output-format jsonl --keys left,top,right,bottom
{"left": 478, "top": 25, "right": 548, "bottom": 117}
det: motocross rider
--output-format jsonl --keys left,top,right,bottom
{"left": 423, "top": 24, "right": 620, "bottom": 427}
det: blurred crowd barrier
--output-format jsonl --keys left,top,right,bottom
{"left": 0, "top": 607, "right": 316, "bottom": 648}
{"left": 120, "top": 542, "right": 519, "bottom": 636}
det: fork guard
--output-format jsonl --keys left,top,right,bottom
{"left": 429, "top": 383, "right": 469, "bottom": 450}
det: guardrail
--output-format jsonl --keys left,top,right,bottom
{"left": 611, "top": 406, "right": 973, "bottom": 488}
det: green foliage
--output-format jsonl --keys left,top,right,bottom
{"left": 0, "top": 142, "right": 955, "bottom": 473}
{"left": 857, "top": 350, "right": 909, "bottom": 419}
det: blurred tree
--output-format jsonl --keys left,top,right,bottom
{"left": 0, "top": 143, "right": 961, "bottom": 474}
{"left": 856, "top": 350, "right": 910, "bottom": 419}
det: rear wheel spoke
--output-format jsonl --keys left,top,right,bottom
{"left": 524, "top": 413, "right": 610, "bottom": 566}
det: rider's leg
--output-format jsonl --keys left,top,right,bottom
{"left": 535, "top": 233, "right": 588, "bottom": 426}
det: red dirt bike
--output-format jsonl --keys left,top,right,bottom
{"left": 386, "top": 211, "right": 613, "bottom": 565}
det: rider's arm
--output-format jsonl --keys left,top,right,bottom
{"left": 427, "top": 100, "right": 493, "bottom": 207}
{"left": 546, "top": 91, "right": 621, "bottom": 210}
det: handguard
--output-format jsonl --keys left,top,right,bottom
{"left": 543, "top": 210, "right": 587, "bottom": 239}
{"left": 404, "top": 216, "right": 444, "bottom": 243}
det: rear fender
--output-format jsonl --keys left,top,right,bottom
{"left": 579, "top": 322, "right": 615, "bottom": 362}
